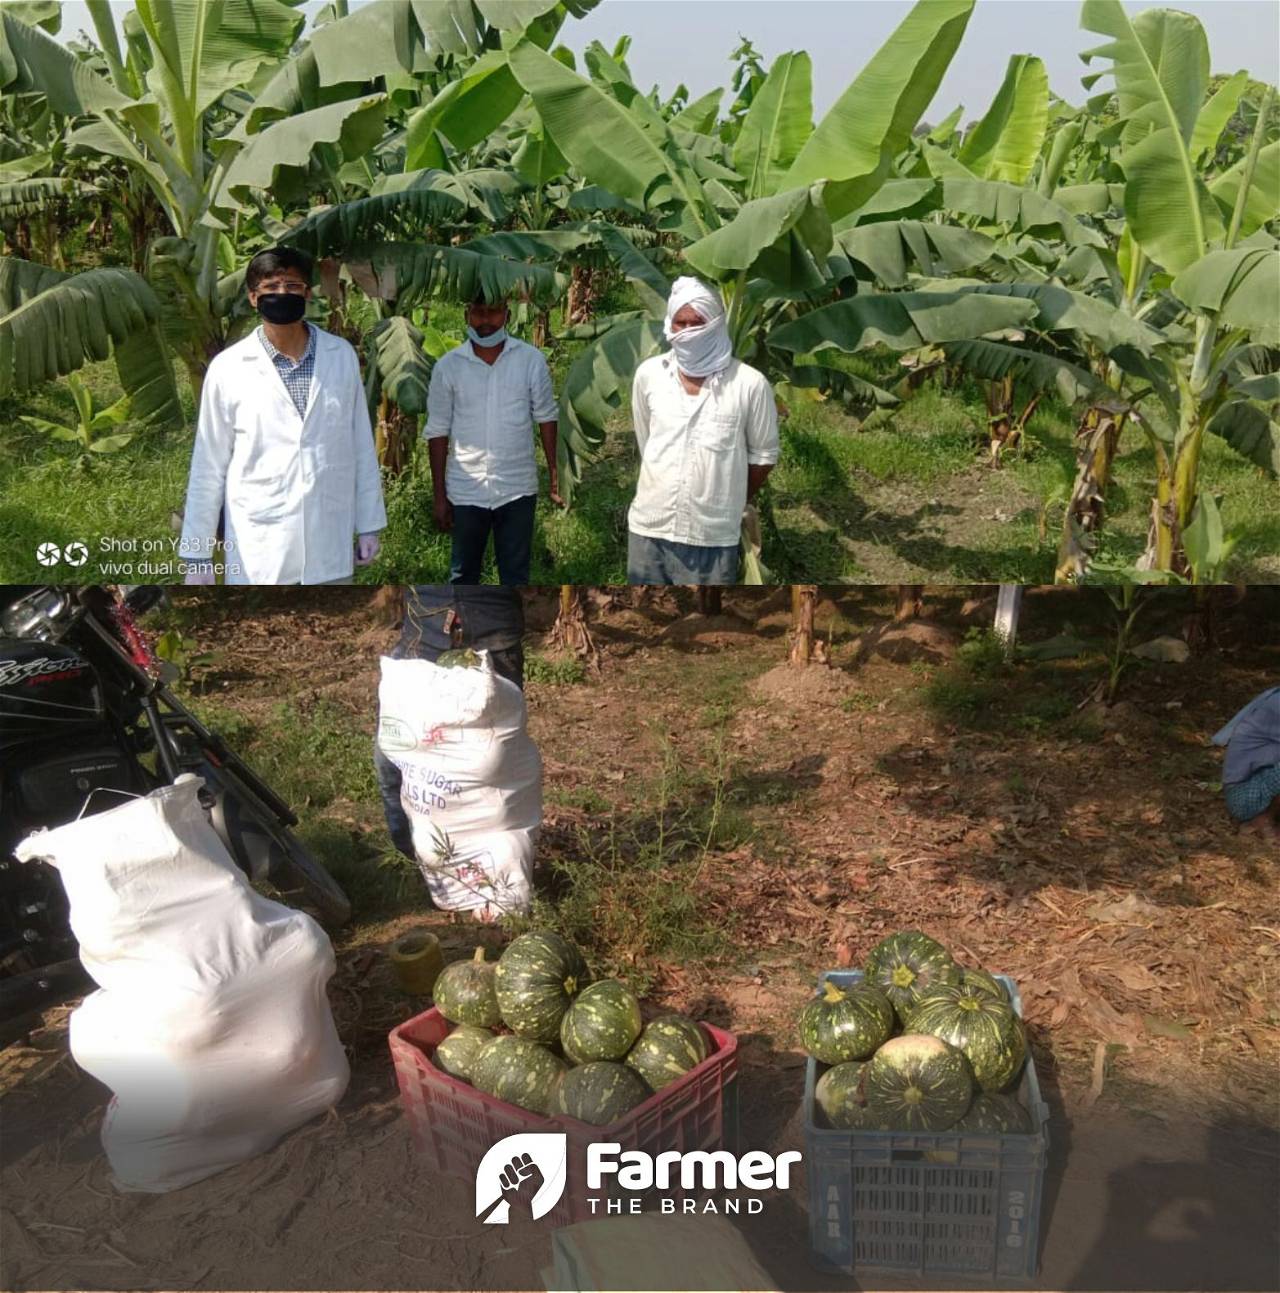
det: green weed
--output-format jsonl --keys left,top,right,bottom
{"left": 525, "top": 651, "right": 588, "bottom": 686}
{"left": 506, "top": 740, "right": 740, "bottom": 991}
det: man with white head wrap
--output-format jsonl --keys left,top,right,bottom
{"left": 626, "top": 276, "right": 779, "bottom": 584}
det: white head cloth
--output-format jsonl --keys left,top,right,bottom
{"left": 663, "top": 276, "right": 733, "bottom": 378}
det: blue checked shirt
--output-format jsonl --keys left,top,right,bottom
{"left": 258, "top": 322, "right": 316, "bottom": 417}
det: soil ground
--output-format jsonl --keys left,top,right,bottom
{"left": 2, "top": 586, "right": 1278, "bottom": 1292}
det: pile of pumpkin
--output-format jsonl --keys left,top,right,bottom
{"left": 801, "top": 931, "right": 1034, "bottom": 1133}
{"left": 429, "top": 930, "right": 712, "bottom": 1126}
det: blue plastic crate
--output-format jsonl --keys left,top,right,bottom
{"left": 805, "top": 969, "right": 1050, "bottom": 1283}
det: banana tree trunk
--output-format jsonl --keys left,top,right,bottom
{"left": 550, "top": 585, "right": 599, "bottom": 668}
{"left": 1147, "top": 322, "right": 1214, "bottom": 578}
{"left": 1057, "top": 405, "right": 1125, "bottom": 583}
{"left": 789, "top": 585, "right": 818, "bottom": 665}
{"left": 1144, "top": 437, "right": 1179, "bottom": 574}
{"left": 374, "top": 395, "right": 416, "bottom": 475}
{"left": 894, "top": 585, "right": 923, "bottom": 621}
{"left": 984, "top": 376, "right": 1040, "bottom": 464}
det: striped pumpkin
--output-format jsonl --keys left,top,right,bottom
{"left": 625, "top": 1015, "right": 709, "bottom": 1091}
{"left": 864, "top": 1034, "right": 974, "bottom": 1131}
{"left": 551, "top": 1061, "right": 651, "bottom": 1126}
{"left": 798, "top": 980, "right": 895, "bottom": 1064}
{"left": 905, "top": 984, "right": 1027, "bottom": 1093}
{"left": 560, "top": 979, "right": 643, "bottom": 1064}
{"left": 864, "top": 931, "right": 962, "bottom": 1025}
{"left": 494, "top": 930, "right": 590, "bottom": 1042}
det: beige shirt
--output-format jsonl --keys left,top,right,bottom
{"left": 628, "top": 354, "right": 779, "bottom": 548}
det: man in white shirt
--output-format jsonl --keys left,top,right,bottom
{"left": 627, "top": 276, "right": 779, "bottom": 585}
{"left": 180, "top": 247, "right": 386, "bottom": 585}
{"left": 424, "top": 293, "right": 561, "bottom": 585}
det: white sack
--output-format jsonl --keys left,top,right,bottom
{"left": 377, "top": 653, "right": 542, "bottom": 914}
{"left": 14, "top": 775, "right": 349, "bottom": 1192}
{"left": 414, "top": 827, "right": 535, "bottom": 917}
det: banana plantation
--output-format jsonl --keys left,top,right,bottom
{"left": 1, "top": 0, "right": 1277, "bottom": 584}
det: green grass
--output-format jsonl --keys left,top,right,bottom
{"left": 180, "top": 688, "right": 423, "bottom": 917}
{"left": 508, "top": 739, "right": 743, "bottom": 992}
{"left": 0, "top": 357, "right": 197, "bottom": 581}
{"left": 4, "top": 347, "right": 1276, "bottom": 584}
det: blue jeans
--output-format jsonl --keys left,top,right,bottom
{"left": 450, "top": 493, "right": 536, "bottom": 585}
{"left": 627, "top": 532, "right": 739, "bottom": 585}
{"left": 374, "top": 641, "right": 525, "bottom": 858}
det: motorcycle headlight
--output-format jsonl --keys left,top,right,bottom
{"left": 1, "top": 589, "right": 74, "bottom": 642}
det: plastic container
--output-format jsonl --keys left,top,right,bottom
{"left": 388, "top": 930, "right": 444, "bottom": 995}
{"left": 805, "top": 970, "right": 1049, "bottom": 1283}
{"left": 390, "top": 1007, "right": 739, "bottom": 1226}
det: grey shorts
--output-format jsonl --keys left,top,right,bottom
{"left": 626, "top": 532, "right": 739, "bottom": 586}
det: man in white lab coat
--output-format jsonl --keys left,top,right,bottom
{"left": 180, "top": 247, "right": 386, "bottom": 585}
{"left": 627, "top": 276, "right": 779, "bottom": 585}
{"left": 424, "top": 292, "right": 561, "bottom": 585}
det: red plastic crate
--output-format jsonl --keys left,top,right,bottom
{"left": 389, "top": 1006, "right": 739, "bottom": 1225}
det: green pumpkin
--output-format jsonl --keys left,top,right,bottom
{"left": 954, "top": 1092, "right": 1033, "bottom": 1134}
{"left": 798, "top": 980, "right": 895, "bottom": 1064}
{"left": 436, "top": 648, "right": 482, "bottom": 669}
{"left": 495, "top": 930, "right": 590, "bottom": 1042}
{"left": 815, "top": 1062, "right": 879, "bottom": 1129}
{"left": 434, "top": 1024, "right": 494, "bottom": 1083}
{"left": 471, "top": 1035, "right": 567, "bottom": 1115}
{"left": 962, "top": 967, "right": 1011, "bottom": 1003}
{"left": 905, "top": 983, "right": 1027, "bottom": 1093}
{"left": 551, "top": 1061, "right": 651, "bottom": 1126}
{"left": 864, "top": 1033, "right": 974, "bottom": 1132}
{"left": 433, "top": 946, "right": 502, "bottom": 1027}
{"left": 625, "top": 1015, "right": 710, "bottom": 1091}
{"left": 560, "top": 980, "right": 643, "bottom": 1064}
{"left": 864, "top": 931, "right": 962, "bottom": 1024}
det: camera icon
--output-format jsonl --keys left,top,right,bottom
{"left": 36, "top": 542, "right": 61, "bottom": 567}
{"left": 63, "top": 541, "right": 89, "bottom": 567}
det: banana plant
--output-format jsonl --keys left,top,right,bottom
{"left": 1071, "top": 0, "right": 1278, "bottom": 577}
{"left": 0, "top": 0, "right": 597, "bottom": 418}
{"left": 879, "top": 3, "right": 1277, "bottom": 581}
{"left": 18, "top": 370, "right": 134, "bottom": 465}
{"left": 1, "top": 253, "right": 178, "bottom": 425}
{"left": 491, "top": 0, "right": 998, "bottom": 509}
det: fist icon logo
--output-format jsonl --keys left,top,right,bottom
{"left": 36, "top": 542, "right": 61, "bottom": 567}
{"left": 63, "top": 541, "right": 89, "bottom": 567}
{"left": 475, "top": 1133, "right": 567, "bottom": 1224}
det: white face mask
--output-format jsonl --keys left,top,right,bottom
{"left": 467, "top": 324, "right": 508, "bottom": 347}
{"left": 665, "top": 316, "right": 733, "bottom": 378}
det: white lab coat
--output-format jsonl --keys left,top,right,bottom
{"left": 180, "top": 328, "right": 387, "bottom": 585}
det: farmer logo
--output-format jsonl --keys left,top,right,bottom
{"left": 476, "top": 1133, "right": 568, "bottom": 1224}
{"left": 476, "top": 1138, "right": 801, "bottom": 1222}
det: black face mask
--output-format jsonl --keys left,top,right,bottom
{"left": 256, "top": 292, "right": 307, "bottom": 325}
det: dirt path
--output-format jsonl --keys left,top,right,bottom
{"left": 2, "top": 587, "right": 1277, "bottom": 1290}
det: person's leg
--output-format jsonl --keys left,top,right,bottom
{"left": 1224, "top": 765, "right": 1280, "bottom": 837}
{"left": 372, "top": 739, "right": 415, "bottom": 858}
{"left": 659, "top": 539, "right": 739, "bottom": 586}
{"left": 701, "top": 542, "right": 741, "bottom": 586}
{"left": 491, "top": 493, "right": 537, "bottom": 585}
{"left": 488, "top": 642, "right": 525, "bottom": 691}
{"left": 627, "top": 532, "right": 673, "bottom": 584}
{"left": 450, "top": 505, "right": 493, "bottom": 583}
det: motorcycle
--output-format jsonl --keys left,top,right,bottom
{"left": 0, "top": 584, "right": 351, "bottom": 1046}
